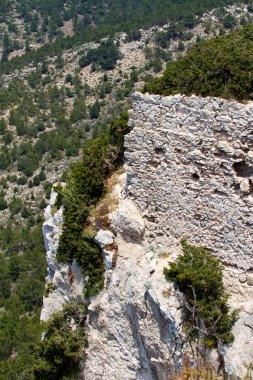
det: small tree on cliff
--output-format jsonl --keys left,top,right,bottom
{"left": 164, "top": 238, "right": 238, "bottom": 348}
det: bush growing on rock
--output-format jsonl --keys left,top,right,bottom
{"left": 164, "top": 238, "right": 238, "bottom": 348}
{"left": 56, "top": 113, "right": 130, "bottom": 297}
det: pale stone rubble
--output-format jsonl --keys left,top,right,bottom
{"left": 125, "top": 92, "right": 253, "bottom": 378}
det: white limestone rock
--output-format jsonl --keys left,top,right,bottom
{"left": 217, "top": 140, "right": 234, "bottom": 154}
{"left": 95, "top": 230, "right": 115, "bottom": 248}
{"left": 41, "top": 185, "right": 85, "bottom": 322}
{"left": 223, "top": 310, "right": 253, "bottom": 377}
{"left": 42, "top": 205, "right": 64, "bottom": 279}
{"left": 49, "top": 188, "right": 58, "bottom": 206}
{"left": 240, "top": 179, "right": 253, "bottom": 194}
{"left": 82, "top": 171, "right": 186, "bottom": 380}
{"left": 41, "top": 260, "right": 85, "bottom": 321}
{"left": 102, "top": 250, "right": 114, "bottom": 270}
{"left": 123, "top": 93, "right": 253, "bottom": 378}
{"left": 110, "top": 199, "right": 145, "bottom": 239}
{"left": 83, "top": 235, "right": 185, "bottom": 380}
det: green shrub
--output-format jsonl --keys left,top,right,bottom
{"left": 164, "top": 238, "right": 238, "bottom": 347}
{"left": 79, "top": 39, "right": 119, "bottom": 70}
{"left": 33, "top": 302, "right": 87, "bottom": 380}
{"left": 17, "top": 175, "right": 27, "bottom": 185}
{"left": 89, "top": 100, "right": 100, "bottom": 119}
{"left": 53, "top": 183, "right": 64, "bottom": 210}
{"left": 21, "top": 207, "right": 30, "bottom": 219}
{"left": 56, "top": 114, "right": 130, "bottom": 297}
{"left": 44, "top": 281, "right": 54, "bottom": 297}
{"left": 57, "top": 138, "right": 108, "bottom": 294}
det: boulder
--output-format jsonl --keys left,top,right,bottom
{"left": 111, "top": 199, "right": 145, "bottom": 239}
{"left": 95, "top": 230, "right": 115, "bottom": 248}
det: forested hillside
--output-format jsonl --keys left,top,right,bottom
{"left": 144, "top": 24, "right": 253, "bottom": 100}
{"left": 0, "top": 0, "right": 253, "bottom": 378}
{"left": 0, "top": 0, "right": 248, "bottom": 69}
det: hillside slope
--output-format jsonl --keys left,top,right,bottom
{"left": 145, "top": 24, "right": 253, "bottom": 100}
{"left": 1, "top": 1, "right": 253, "bottom": 379}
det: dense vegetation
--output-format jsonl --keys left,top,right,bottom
{"left": 0, "top": 0, "right": 244, "bottom": 74}
{"left": 164, "top": 239, "right": 238, "bottom": 348}
{"left": 56, "top": 113, "right": 130, "bottom": 297}
{"left": 33, "top": 302, "right": 87, "bottom": 380}
{"left": 0, "top": 223, "right": 46, "bottom": 379}
{"left": 145, "top": 24, "right": 253, "bottom": 100}
{"left": 79, "top": 39, "right": 120, "bottom": 70}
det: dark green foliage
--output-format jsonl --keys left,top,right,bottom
{"left": 108, "top": 112, "right": 130, "bottom": 165}
{"left": 125, "top": 29, "right": 141, "bottom": 42}
{"left": 70, "top": 97, "right": 86, "bottom": 123}
{"left": 89, "top": 100, "right": 100, "bottom": 119}
{"left": 222, "top": 13, "right": 237, "bottom": 29}
{"left": 2, "top": 130, "right": 13, "bottom": 145}
{"left": 17, "top": 175, "right": 28, "bottom": 185}
{"left": 0, "top": 192, "right": 7, "bottom": 211}
{"left": 65, "top": 73, "right": 73, "bottom": 84}
{"left": 0, "top": 223, "right": 46, "bottom": 379}
{"left": 79, "top": 39, "right": 120, "bottom": 70}
{"left": 2, "top": 108, "right": 87, "bottom": 177}
{"left": 54, "top": 183, "right": 64, "bottom": 209}
{"left": 21, "top": 207, "right": 30, "bottom": 218}
{"left": 164, "top": 239, "right": 238, "bottom": 347}
{"left": 75, "top": 236, "right": 104, "bottom": 297}
{"left": 44, "top": 182, "right": 53, "bottom": 199}
{"left": 57, "top": 113, "right": 129, "bottom": 296}
{"left": 0, "top": 119, "right": 6, "bottom": 135}
{"left": 1, "top": 33, "right": 12, "bottom": 62}
{"left": 99, "top": 82, "right": 112, "bottom": 99}
{"left": 9, "top": 197, "right": 23, "bottom": 215}
{"left": 57, "top": 138, "right": 108, "bottom": 295}
{"left": 39, "top": 199, "right": 47, "bottom": 210}
{"left": 33, "top": 302, "right": 87, "bottom": 380}
{"left": 144, "top": 25, "right": 253, "bottom": 101}
{"left": 0, "top": 0, "right": 242, "bottom": 78}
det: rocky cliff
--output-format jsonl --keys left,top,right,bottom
{"left": 82, "top": 172, "right": 185, "bottom": 380}
{"left": 41, "top": 92, "right": 253, "bottom": 379}
{"left": 124, "top": 92, "right": 253, "bottom": 377}
{"left": 41, "top": 186, "right": 85, "bottom": 321}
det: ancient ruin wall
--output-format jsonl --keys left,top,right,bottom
{"left": 126, "top": 92, "right": 253, "bottom": 276}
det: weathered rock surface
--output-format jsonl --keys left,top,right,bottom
{"left": 41, "top": 93, "right": 253, "bottom": 379}
{"left": 41, "top": 185, "right": 85, "bottom": 321}
{"left": 83, "top": 176, "right": 185, "bottom": 380}
{"left": 95, "top": 229, "right": 115, "bottom": 248}
{"left": 124, "top": 92, "right": 253, "bottom": 378}
{"left": 110, "top": 198, "right": 145, "bottom": 239}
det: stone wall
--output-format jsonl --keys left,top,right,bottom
{"left": 126, "top": 92, "right": 253, "bottom": 376}
{"left": 126, "top": 92, "right": 253, "bottom": 272}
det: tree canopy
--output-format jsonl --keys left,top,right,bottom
{"left": 164, "top": 239, "right": 238, "bottom": 348}
{"left": 144, "top": 25, "right": 253, "bottom": 100}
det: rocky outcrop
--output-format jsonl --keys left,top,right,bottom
{"left": 83, "top": 172, "right": 185, "bottom": 380}
{"left": 41, "top": 93, "right": 253, "bottom": 378}
{"left": 41, "top": 186, "right": 85, "bottom": 321}
{"left": 124, "top": 92, "right": 253, "bottom": 378}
